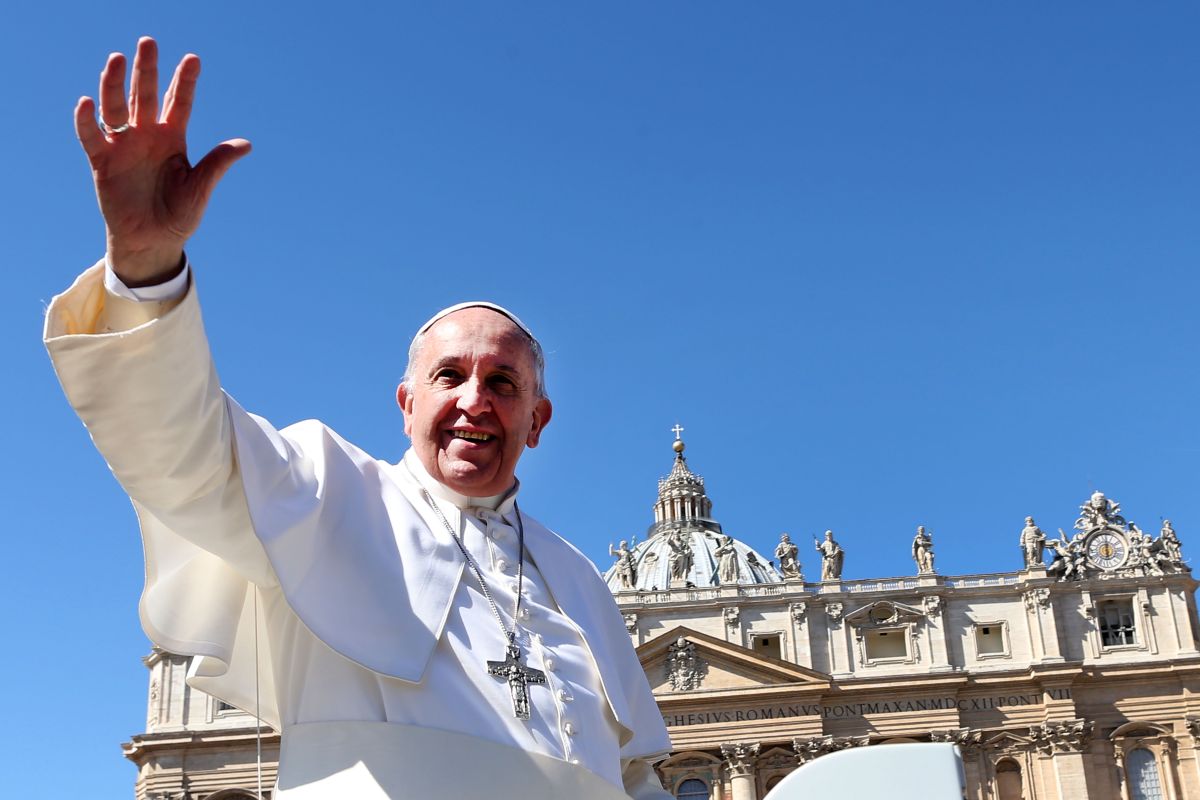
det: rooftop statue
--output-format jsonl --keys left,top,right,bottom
{"left": 775, "top": 533, "right": 802, "bottom": 579}
{"left": 912, "top": 526, "right": 935, "bottom": 575}
{"left": 608, "top": 538, "right": 637, "bottom": 590}
{"left": 1020, "top": 516, "right": 1047, "bottom": 568}
{"left": 815, "top": 530, "right": 844, "bottom": 581}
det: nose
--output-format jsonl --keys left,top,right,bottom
{"left": 456, "top": 376, "right": 492, "bottom": 415}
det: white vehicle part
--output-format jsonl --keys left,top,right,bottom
{"left": 763, "top": 742, "right": 965, "bottom": 800}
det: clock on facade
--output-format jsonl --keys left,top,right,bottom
{"left": 1086, "top": 531, "right": 1129, "bottom": 571}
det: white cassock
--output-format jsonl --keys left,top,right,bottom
{"left": 44, "top": 263, "right": 673, "bottom": 800}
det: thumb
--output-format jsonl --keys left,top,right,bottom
{"left": 192, "top": 138, "right": 253, "bottom": 201}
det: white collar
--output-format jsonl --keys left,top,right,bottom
{"left": 401, "top": 449, "right": 519, "bottom": 515}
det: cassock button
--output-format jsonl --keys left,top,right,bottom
{"left": 518, "top": 607, "right": 531, "bottom": 621}
{"left": 558, "top": 689, "right": 573, "bottom": 702}
{"left": 495, "top": 558, "right": 510, "bottom": 574}
{"left": 509, "top": 581, "right": 520, "bottom": 594}
{"left": 544, "top": 656, "right": 557, "bottom": 672}
{"left": 570, "top": 757, "right": 581, "bottom": 765}
{"left": 563, "top": 721, "right": 577, "bottom": 736}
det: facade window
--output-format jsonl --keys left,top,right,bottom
{"left": 995, "top": 759, "right": 1022, "bottom": 800}
{"left": 752, "top": 633, "right": 781, "bottom": 659}
{"left": 865, "top": 628, "right": 908, "bottom": 661}
{"left": 1098, "top": 599, "right": 1137, "bottom": 647}
{"left": 216, "top": 699, "right": 237, "bottom": 713}
{"left": 975, "top": 623, "right": 1007, "bottom": 657}
{"left": 1127, "top": 748, "right": 1163, "bottom": 800}
{"left": 676, "top": 778, "right": 709, "bottom": 800}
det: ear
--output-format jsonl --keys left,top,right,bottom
{"left": 396, "top": 382, "right": 414, "bottom": 437}
{"left": 525, "top": 396, "right": 553, "bottom": 448}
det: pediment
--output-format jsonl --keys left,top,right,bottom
{"left": 844, "top": 600, "right": 925, "bottom": 627}
{"left": 637, "top": 626, "right": 831, "bottom": 695}
{"left": 984, "top": 730, "right": 1033, "bottom": 749}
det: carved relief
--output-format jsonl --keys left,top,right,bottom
{"left": 623, "top": 612, "right": 638, "bottom": 634}
{"left": 1022, "top": 587, "right": 1051, "bottom": 612}
{"left": 932, "top": 727, "right": 983, "bottom": 754}
{"left": 721, "top": 742, "right": 761, "bottom": 777}
{"left": 793, "top": 735, "right": 869, "bottom": 764}
{"left": 147, "top": 678, "right": 160, "bottom": 725}
{"left": 1187, "top": 717, "right": 1200, "bottom": 740}
{"left": 1045, "top": 491, "right": 1186, "bottom": 581}
{"left": 825, "top": 602, "right": 844, "bottom": 626}
{"left": 789, "top": 602, "right": 807, "bottom": 623}
{"left": 1028, "top": 718, "right": 1093, "bottom": 753}
{"left": 723, "top": 606, "right": 741, "bottom": 629}
{"left": 665, "top": 636, "right": 707, "bottom": 692}
{"left": 923, "top": 595, "right": 943, "bottom": 617}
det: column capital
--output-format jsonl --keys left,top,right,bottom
{"left": 1029, "top": 718, "right": 1093, "bottom": 753}
{"left": 721, "top": 742, "right": 761, "bottom": 777}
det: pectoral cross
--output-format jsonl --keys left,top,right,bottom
{"left": 487, "top": 643, "right": 546, "bottom": 720}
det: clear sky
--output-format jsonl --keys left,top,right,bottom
{"left": 3, "top": 2, "right": 1198, "bottom": 795}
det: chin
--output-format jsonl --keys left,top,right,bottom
{"left": 440, "top": 459, "right": 503, "bottom": 496}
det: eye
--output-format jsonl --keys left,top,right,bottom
{"left": 433, "top": 368, "right": 464, "bottom": 384}
{"left": 488, "top": 374, "right": 519, "bottom": 395}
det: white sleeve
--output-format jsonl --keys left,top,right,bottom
{"left": 44, "top": 261, "right": 275, "bottom": 586}
{"left": 104, "top": 255, "right": 192, "bottom": 302}
{"left": 622, "top": 758, "right": 673, "bottom": 800}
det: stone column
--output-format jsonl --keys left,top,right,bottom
{"left": 789, "top": 602, "right": 810, "bottom": 668}
{"left": 931, "top": 729, "right": 982, "bottom": 798}
{"left": 722, "top": 742, "right": 761, "bottom": 800}
{"left": 723, "top": 606, "right": 742, "bottom": 646}
{"left": 1030, "top": 718, "right": 1094, "bottom": 799}
{"left": 824, "top": 601, "right": 846, "bottom": 675}
{"left": 923, "top": 595, "right": 953, "bottom": 672}
{"left": 1023, "top": 587, "right": 1063, "bottom": 662}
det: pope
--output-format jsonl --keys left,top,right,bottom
{"left": 45, "top": 37, "right": 671, "bottom": 799}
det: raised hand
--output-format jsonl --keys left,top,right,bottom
{"left": 74, "top": 37, "right": 251, "bottom": 286}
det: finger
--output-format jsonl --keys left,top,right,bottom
{"left": 74, "top": 97, "right": 106, "bottom": 162}
{"left": 129, "top": 37, "right": 159, "bottom": 127}
{"left": 98, "top": 52, "right": 129, "bottom": 130}
{"left": 192, "top": 138, "right": 253, "bottom": 201}
{"left": 162, "top": 54, "right": 201, "bottom": 129}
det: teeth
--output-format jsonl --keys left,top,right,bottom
{"left": 453, "top": 431, "right": 493, "bottom": 442}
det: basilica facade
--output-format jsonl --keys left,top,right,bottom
{"left": 125, "top": 438, "right": 1199, "bottom": 800}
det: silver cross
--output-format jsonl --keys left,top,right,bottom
{"left": 487, "top": 643, "right": 547, "bottom": 720}
{"left": 672, "top": 423, "right": 685, "bottom": 440}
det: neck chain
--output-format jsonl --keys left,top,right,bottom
{"left": 418, "top": 488, "right": 546, "bottom": 719}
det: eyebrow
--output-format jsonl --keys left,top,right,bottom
{"left": 427, "top": 357, "right": 525, "bottom": 380}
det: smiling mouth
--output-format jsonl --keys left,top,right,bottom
{"left": 451, "top": 430, "right": 495, "bottom": 442}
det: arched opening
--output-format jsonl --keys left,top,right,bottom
{"left": 765, "top": 775, "right": 785, "bottom": 791}
{"left": 1127, "top": 748, "right": 1164, "bottom": 800}
{"left": 676, "top": 777, "right": 709, "bottom": 800}
{"left": 995, "top": 758, "right": 1023, "bottom": 800}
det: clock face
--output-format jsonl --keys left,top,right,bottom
{"left": 1086, "top": 532, "right": 1128, "bottom": 570}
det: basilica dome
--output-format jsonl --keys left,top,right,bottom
{"left": 603, "top": 434, "right": 783, "bottom": 592}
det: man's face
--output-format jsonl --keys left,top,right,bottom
{"left": 396, "top": 308, "right": 552, "bottom": 497}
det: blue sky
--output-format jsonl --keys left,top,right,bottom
{"left": 3, "top": 3, "right": 1198, "bottom": 795}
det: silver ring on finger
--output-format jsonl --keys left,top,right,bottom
{"left": 100, "top": 118, "right": 131, "bottom": 135}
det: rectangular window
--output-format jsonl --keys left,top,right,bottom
{"left": 1098, "top": 599, "right": 1137, "bottom": 647}
{"left": 975, "top": 623, "right": 1007, "bottom": 657}
{"left": 865, "top": 628, "right": 908, "bottom": 661}
{"left": 752, "top": 634, "right": 781, "bottom": 659}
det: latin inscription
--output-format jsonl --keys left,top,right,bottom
{"left": 663, "top": 688, "right": 1071, "bottom": 728}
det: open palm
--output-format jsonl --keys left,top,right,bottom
{"left": 74, "top": 37, "right": 250, "bottom": 285}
